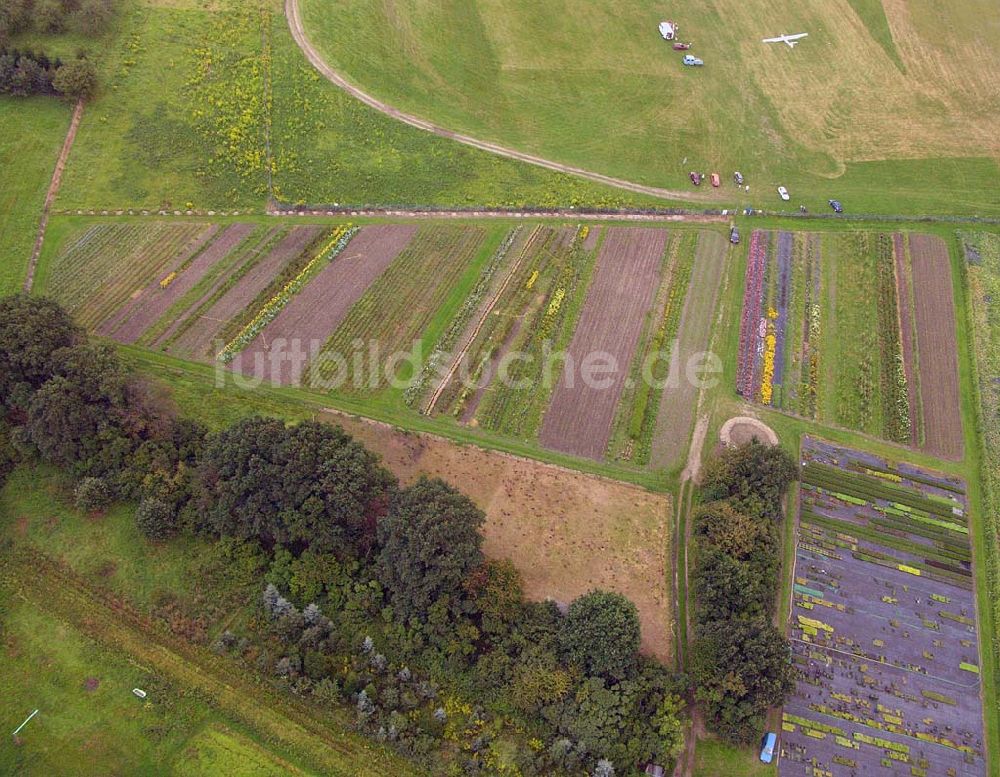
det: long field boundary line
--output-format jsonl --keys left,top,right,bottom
{"left": 284, "top": 0, "right": 707, "bottom": 205}
{"left": 23, "top": 99, "right": 84, "bottom": 293}
{"left": 422, "top": 225, "right": 543, "bottom": 415}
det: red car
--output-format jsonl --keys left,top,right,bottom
{"left": 710, "top": 173, "right": 721, "bottom": 187}
{"left": 673, "top": 42, "right": 691, "bottom": 50}
{"left": 689, "top": 171, "right": 703, "bottom": 185}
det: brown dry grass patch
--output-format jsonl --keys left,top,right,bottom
{"left": 321, "top": 409, "right": 673, "bottom": 661}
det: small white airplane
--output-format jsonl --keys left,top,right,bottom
{"left": 762, "top": 32, "right": 808, "bottom": 48}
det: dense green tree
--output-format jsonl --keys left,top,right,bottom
{"left": 699, "top": 439, "right": 797, "bottom": 517}
{"left": 375, "top": 477, "right": 484, "bottom": 623}
{"left": 0, "top": 419, "right": 17, "bottom": 490}
{"left": 546, "top": 659, "right": 684, "bottom": 771}
{"left": 466, "top": 558, "right": 524, "bottom": 638}
{"left": 692, "top": 617, "right": 794, "bottom": 744}
{"left": 135, "top": 497, "right": 177, "bottom": 541}
{"left": 0, "top": 295, "right": 81, "bottom": 409}
{"left": 559, "top": 590, "right": 640, "bottom": 681}
{"left": 74, "top": 475, "right": 112, "bottom": 512}
{"left": 692, "top": 547, "right": 772, "bottom": 623}
{"left": 693, "top": 501, "right": 776, "bottom": 562}
{"left": 53, "top": 57, "right": 96, "bottom": 99}
{"left": 197, "top": 417, "right": 395, "bottom": 554}
{"left": 23, "top": 343, "right": 130, "bottom": 470}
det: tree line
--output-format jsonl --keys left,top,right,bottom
{"left": 689, "top": 439, "right": 798, "bottom": 745}
{"left": 0, "top": 47, "right": 96, "bottom": 99}
{"left": 1, "top": 0, "right": 115, "bottom": 41}
{"left": 0, "top": 294, "right": 685, "bottom": 776}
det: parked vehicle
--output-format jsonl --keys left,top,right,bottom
{"left": 829, "top": 199, "right": 843, "bottom": 213}
{"left": 730, "top": 226, "right": 740, "bottom": 244}
{"left": 682, "top": 55, "right": 704, "bottom": 66}
{"left": 658, "top": 21, "right": 677, "bottom": 40}
{"left": 760, "top": 733, "right": 777, "bottom": 764}
{"left": 733, "top": 171, "right": 744, "bottom": 185}
{"left": 689, "top": 171, "right": 703, "bottom": 185}
{"left": 710, "top": 173, "right": 721, "bottom": 187}
{"left": 777, "top": 186, "right": 790, "bottom": 201}
{"left": 673, "top": 42, "right": 691, "bottom": 50}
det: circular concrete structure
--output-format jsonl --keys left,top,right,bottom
{"left": 719, "top": 416, "right": 778, "bottom": 447}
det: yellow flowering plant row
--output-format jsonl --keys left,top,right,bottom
{"left": 524, "top": 269, "right": 539, "bottom": 290}
{"left": 760, "top": 323, "right": 777, "bottom": 405}
{"left": 160, "top": 271, "right": 178, "bottom": 289}
{"left": 546, "top": 288, "right": 566, "bottom": 317}
{"left": 217, "top": 224, "right": 358, "bottom": 362}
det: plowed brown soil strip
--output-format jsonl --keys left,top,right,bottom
{"left": 170, "top": 226, "right": 324, "bottom": 360}
{"left": 539, "top": 227, "right": 667, "bottom": 459}
{"left": 319, "top": 408, "right": 672, "bottom": 661}
{"left": 112, "top": 223, "right": 256, "bottom": 344}
{"left": 235, "top": 225, "right": 417, "bottom": 385}
{"left": 910, "top": 234, "right": 964, "bottom": 459}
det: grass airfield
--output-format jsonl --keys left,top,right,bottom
{"left": 300, "top": 0, "right": 1000, "bottom": 215}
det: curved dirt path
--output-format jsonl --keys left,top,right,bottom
{"left": 285, "top": 0, "right": 706, "bottom": 204}
{"left": 23, "top": 98, "right": 84, "bottom": 293}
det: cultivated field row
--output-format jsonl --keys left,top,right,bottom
{"left": 735, "top": 230, "right": 962, "bottom": 457}
{"left": 781, "top": 438, "right": 985, "bottom": 776}
{"left": 44, "top": 218, "right": 727, "bottom": 468}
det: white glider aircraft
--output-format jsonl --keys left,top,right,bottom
{"left": 762, "top": 32, "right": 808, "bottom": 48}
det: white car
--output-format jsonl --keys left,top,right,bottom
{"left": 777, "top": 186, "right": 790, "bottom": 201}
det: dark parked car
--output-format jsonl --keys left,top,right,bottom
{"left": 733, "top": 171, "right": 744, "bottom": 185}
{"left": 829, "top": 199, "right": 843, "bottom": 213}
{"left": 689, "top": 171, "right": 703, "bottom": 185}
{"left": 730, "top": 226, "right": 740, "bottom": 244}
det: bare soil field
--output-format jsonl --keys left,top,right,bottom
{"left": 236, "top": 224, "right": 417, "bottom": 385}
{"left": 111, "top": 223, "right": 256, "bottom": 345}
{"left": 170, "top": 226, "right": 324, "bottom": 360}
{"left": 320, "top": 409, "right": 673, "bottom": 661}
{"left": 909, "top": 234, "right": 964, "bottom": 460}
{"left": 539, "top": 227, "right": 667, "bottom": 459}
{"left": 650, "top": 231, "right": 729, "bottom": 469}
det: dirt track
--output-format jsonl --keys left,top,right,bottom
{"left": 284, "top": 0, "right": 707, "bottom": 206}
{"left": 23, "top": 99, "right": 84, "bottom": 293}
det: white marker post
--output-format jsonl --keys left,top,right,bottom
{"left": 12, "top": 709, "right": 39, "bottom": 738}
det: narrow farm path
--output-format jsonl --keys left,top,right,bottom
{"left": 23, "top": 98, "right": 84, "bottom": 293}
{"left": 284, "top": 0, "right": 706, "bottom": 205}
{"left": 672, "top": 414, "right": 708, "bottom": 777}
